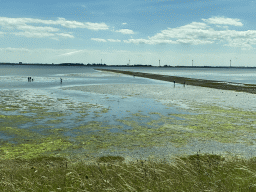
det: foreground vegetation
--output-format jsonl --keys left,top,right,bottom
{"left": 1, "top": 154, "right": 256, "bottom": 191}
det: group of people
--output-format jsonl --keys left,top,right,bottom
{"left": 28, "top": 77, "right": 33, "bottom": 82}
{"left": 27, "top": 77, "right": 63, "bottom": 83}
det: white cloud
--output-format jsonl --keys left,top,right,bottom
{"left": 124, "top": 39, "right": 178, "bottom": 45}
{"left": 150, "top": 22, "right": 210, "bottom": 41}
{"left": 83, "top": 21, "right": 109, "bottom": 31}
{"left": 116, "top": 29, "right": 134, "bottom": 34}
{"left": 0, "top": 47, "right": 30, "bottom": 53}
{"left": 91, "top": 38, "right": 107, "bottom": 42}
{"left": 12, "top": 31, "right": 74, "bottom": 39}
{"left": 91, "top": 38, "right": 121, "bottom": 42}
{"left": 13, "top": 31, "right": 55, "bottom": 38}
{"left": 16, "top": 25, "right": 59, "bottom": 32}
{"left": 0, "top": 17, "right": 109, "bottom": 30}
{"left": 216, "top": 25, "right": 229, "bottom": 29}
{"left": 0, "top": 17, "right": 109, "bottom": 40}
{"left": 122, "top": 23, "right": 127, "bottom": 25}
{"left": 124, "top": 17, "right": 256, "bottom": 50}
{"left": 91, "top": 38, "right": 121, "bottom": 43}
{"left": 202, "top": 17, "right": 243, "bottom": 26}
{"left": 107, "top": 39, "right": 121, "bottom": 42}
{"left": 56, "top": 33, "right": 74, "bottom": 38}
{"left": 57, "top": 50, "right": 84, "bottom": 57}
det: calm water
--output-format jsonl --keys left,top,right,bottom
{"left": 0, "top": 65, "right": 256, "bottom": 87}
{"left": 0, "top": 64, "right": 183, "bottom": 133}
{"left": 109, "top": 66, "right": 256, "bottom": 85}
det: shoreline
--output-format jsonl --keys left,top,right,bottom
{"left": 94, "top": 68, "right": 256, "bottom": 94}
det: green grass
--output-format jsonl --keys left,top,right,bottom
{"left": 1, "top": 154, "right": 256, "bottom": 191}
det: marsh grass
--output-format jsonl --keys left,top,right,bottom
{"left": 1, "top": 153, "right": 256, "bottom": 191}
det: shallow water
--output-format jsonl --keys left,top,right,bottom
{"left": 108, "top": 66, "right": 256, "bottom": 85}
{"left": 0, "top": 65, "right": 255, "bottom": 162}
{"left": 0, "top": 66, "right": 188, "bottom": 142}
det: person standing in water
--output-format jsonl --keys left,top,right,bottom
{"left": 60, "top": 78, "right": 62, "bottom": 83}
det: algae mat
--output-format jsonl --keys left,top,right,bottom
{"left": 0, "top": 88, "right": 256, "bottom": 162}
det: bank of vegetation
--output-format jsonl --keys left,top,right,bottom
{"left": 1, "top": 154, "right": 256, "bottom": 191}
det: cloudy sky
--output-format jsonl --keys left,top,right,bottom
{"left": 0, "top": 0, "right": 256, "bottom": 66}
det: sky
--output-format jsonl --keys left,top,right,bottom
{"left": 0, "top": 0, "right": 256, "bottom": 66}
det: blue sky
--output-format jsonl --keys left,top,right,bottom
{"left": 0, "top": 0, "right": 256, "bottom": 66}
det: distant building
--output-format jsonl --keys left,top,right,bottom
{"left": 19, "top": 62, "right": 22, "bottom": 65}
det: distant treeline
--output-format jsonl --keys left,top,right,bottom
{"left": 0, "top": 63, "right": 107, "bottom": 66}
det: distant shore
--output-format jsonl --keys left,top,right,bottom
{"left": 95, "top": 68, "right": 256, "bottom": 94}
{"left": 1, "top": 63, "right": 256, "bottom": 68}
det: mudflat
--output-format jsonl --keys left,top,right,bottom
{"left": 1, "top": 69, "right": 256, "bottom": 163}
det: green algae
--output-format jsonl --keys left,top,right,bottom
{"left": 28, "top": 106, "right": 45, "bottom": 110}
{"left": 0, "top": 137, "right": 72, "bottom": 160}
{"left": 45, "top": 119, "right": 64, "bottom": 124}
{"left": 46, "top": 128, "right": 66, "bottom": 135}
{"left": 161, "top": 103, "right": 256, "bottom": 145}
{"left": 2, "top": 106, "right": 19, "bottom": 111}
{"left": 1, "top": 87, "right": 255, "bottom": 162}
{"left": 116, "top": 119, "right": 141, "bottom": 128}
{"left": 100, "top": 108, "right": 109, "bottom": 113}
{"left": 74, "top": 121, "right": 113, "bottom": 132}
{"left": 57, "top": 98, "right": 68, "bottom": 101}
{"left": 148, "top": 112, "right": 162, "bottom": 115}
{"left": 131, "top": 113, "right": 149, "bottom": 118}
{"left": 0, "top": 115, "right": 35, "bottom": 127}
{"left": 77, "top": 109, "right": 89, "bottom": 113}
{"left": 0, "top": 126, "right": 39, "bottom": 140}
{"left": 36, "top": 111, "right": 67, "bottom": 118}
{"left": 20, "top": 111, "right": 30, "bottom": 114}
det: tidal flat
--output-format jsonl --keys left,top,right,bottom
{"left": 0, "top": 73, "right": 256, "bottom": 164}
